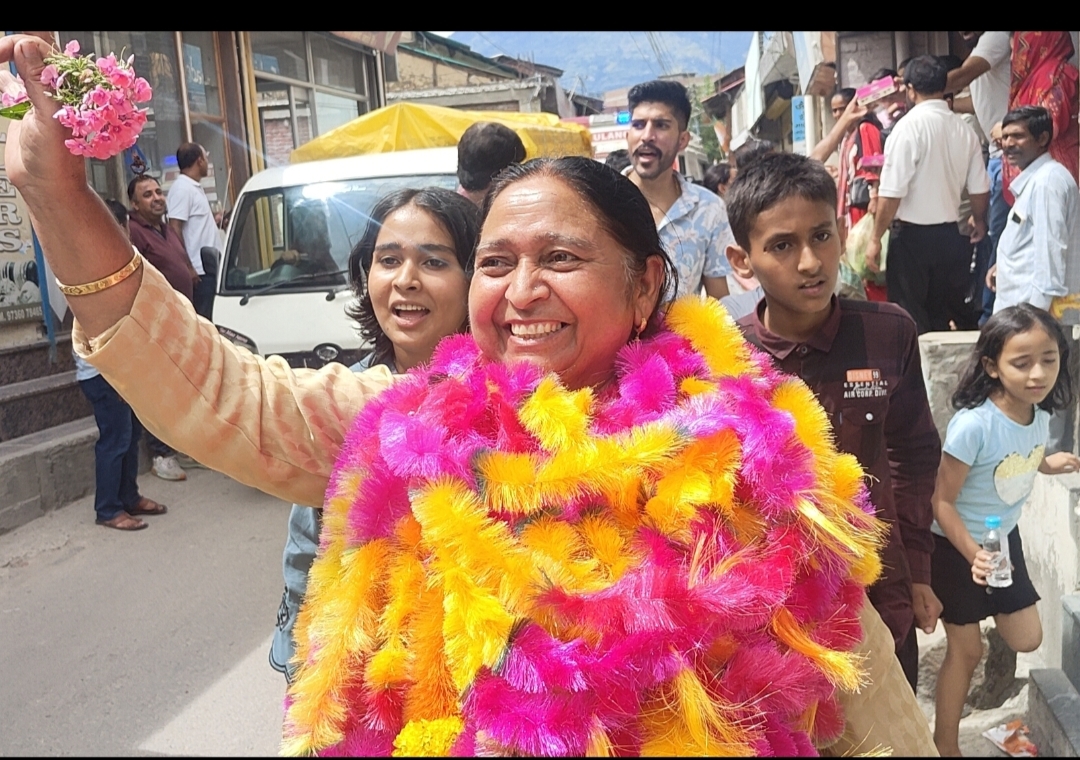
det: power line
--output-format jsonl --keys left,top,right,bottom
{"left": 475, "top": 31, "right": 514, "bottom": 60}
{"left": 655, "top": 32, "right": 677, "bottom": 74}
{"left": 630, "top": 32, "right": 659, "bottom": 75}
{"left": 646, "top": 31, "right": 674, "bottom": 75}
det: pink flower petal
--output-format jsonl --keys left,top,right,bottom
{"left": 39, "top": 64, "right": 59, "bottom": 88}
{"left": 64, "top": 40, "right": 80, "bottom": 56}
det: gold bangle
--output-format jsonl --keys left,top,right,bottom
{"left": 56, "top": 251, "right": 143, "bottom": 296}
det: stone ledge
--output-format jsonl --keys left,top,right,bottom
{"left": 0, "top": 417, "right": 97, "bottom": 536}
{"left": 1065, "top": 595, "right": 1080, "bottom": 692}
{"left": 1028, "top": 669, "right": 1080, "bottom": 757}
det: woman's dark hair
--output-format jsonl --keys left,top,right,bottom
{"left": 726, "top": 152, "right": 837, "bottom": 251}
{"left": 703, "top": 162, "right": 732, "bottom": 195}
{"left": 480, "top": 157, "right": 678, "bottom": 335}
{"left": 952, "top": 303, "right": 1074, "bottom": 413}
{"left": 346, "top": 187, "right": 480, "bottom": 367}
{"left": 833, "top": 87, "right": 857, "bottom": 105}
{"left": 870, "top": 67, "right": 899, "bottom": 83}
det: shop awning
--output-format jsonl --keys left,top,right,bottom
{"left": 289, "top": 102, "right": 593, "bottom": 163}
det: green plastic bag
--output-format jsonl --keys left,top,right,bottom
{"left": 845, "top": 213, "right": 888, "bottom": 287}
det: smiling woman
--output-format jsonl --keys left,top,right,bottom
{"left": 0, "top": 32, "right": 935, "bottom": 752}
{"left": 348, "top": 187, "right": 477, "bottom": 372}
{"left": 470, "top": 158, "right": 675, "bottom": 391}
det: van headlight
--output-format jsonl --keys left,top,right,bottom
{"left": 314, "top": 343, "right": 340, "bottom": 363}
{"left": 216, "top": 325, "right": 259, "bottom": 354}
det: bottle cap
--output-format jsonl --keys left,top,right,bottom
{"left": 985, "top": 515, "right": 1002, "bottom": 529}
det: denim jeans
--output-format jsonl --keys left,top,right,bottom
{"left": 79, "top": 374, "right": 142, "bottom": 522}
{"left": 980, "top": 155, "right": 1011, "bottom": 325}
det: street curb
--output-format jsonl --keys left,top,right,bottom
{"left": 1028, "top": 669, "right": 1080, "bottom": 757}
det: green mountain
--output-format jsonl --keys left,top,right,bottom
{"left": 449, "top": 32, "right": 754, "bottom": 98}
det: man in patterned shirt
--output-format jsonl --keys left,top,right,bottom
{"left": 623, "top": 79, "right": 734, "bottom": 299}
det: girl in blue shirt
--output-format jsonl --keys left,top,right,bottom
{"left": 930, "top": 303, "right": 1080, "bottom": 756}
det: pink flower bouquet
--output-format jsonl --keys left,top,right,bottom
{"left": 0, "top": 40, "right": 152, "bottom": 160}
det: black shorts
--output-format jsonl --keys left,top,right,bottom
{"left": 930, "top": 527, "right": 1040, "bottom": 626}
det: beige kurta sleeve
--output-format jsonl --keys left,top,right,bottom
{"left": 820, "top": 593, "right": 938, "bottom": 757}
{"left": 72, "top": 264, "right": 395, "bottom": 508}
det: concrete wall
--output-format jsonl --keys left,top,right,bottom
{"left": 390, "top": 52, "right": 504, "bottom": 92}
{"left": 837, "top": 31, "right": 894, "bottom": 89}
{"left": 388, "top": 88, "right": 543, "bottom": 113}
{"left": 1021, "top": 472, "right": 1080, "bottom": 668}
{"left": 919, "top": 329, "right": 1080, "bottom": 669}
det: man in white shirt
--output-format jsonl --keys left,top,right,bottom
{"left": 167, "top": 142, "right": 219, "bottom": 320}
{"left": 990, "top": 106, "right": 1080, "bottom": 314}
{"left": 990, "top": 105, "right": 1080, "bottom": 454}
{"left": 868, "top": 55, "right": 991, "bottom": 334}
{"left": 947, "top": 32, "right": 1013, "bottom": 321}
{"left": 623, "top": 79, "right": 733, "bottom": 299}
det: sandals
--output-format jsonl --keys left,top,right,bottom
{"left": 127, "top": 497, "right": 168, "bottom": 516}
{"left": 96, "top": 513, "right": 148, "bottom": 531}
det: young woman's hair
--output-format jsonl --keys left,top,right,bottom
{"left": 346, "top": 187, "right": 480, "bottom": 368}
{"left": 952, "top": 303, "right": 1074, "bottom": 413}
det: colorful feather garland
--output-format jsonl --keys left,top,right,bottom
{"left": 281, "top": 295, "right": 887, "bottom": 757}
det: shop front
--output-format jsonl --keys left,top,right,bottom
{"left": 53, "top": 31, "right": 385, "bottom": 214}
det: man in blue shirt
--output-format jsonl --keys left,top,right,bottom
{"left": 623, "top": 79, "right": 733, "bottom": 299}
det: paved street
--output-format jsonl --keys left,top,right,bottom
{"left": 0, "top": 469, "right": 289, "bottom": 756}
{"left": 0, "top": 466, "right": 1031, "bottom": 757}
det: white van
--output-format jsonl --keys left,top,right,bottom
{"left": 214, "top": 147, "right": 459, "bottom": 368}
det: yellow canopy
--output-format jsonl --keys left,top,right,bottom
{"left": 289, "top": 102, "right": 593, "bottom": 164}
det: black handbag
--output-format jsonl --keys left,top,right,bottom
{"left": 849, "top": 177, "right": 872, "bottom": 209}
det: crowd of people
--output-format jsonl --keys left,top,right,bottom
{"left": 3, "top": 29, "right": 1080, "bottom": 758}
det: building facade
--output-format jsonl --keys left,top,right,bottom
{"left": 54, "top": 31, "right": 389, "bottom": 212}
{"left": 0, "top": 30, "right": 392, "bottom": 351}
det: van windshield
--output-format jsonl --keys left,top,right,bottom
{"left": 222, "top": 174, "right": 458, "bottom": 293}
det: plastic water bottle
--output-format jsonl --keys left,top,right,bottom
{"left": 982, "top": 516, "right": 1013, "bottom": 589}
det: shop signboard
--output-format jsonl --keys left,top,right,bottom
{"left": 0, "top": 119, "right": 44, "bottom": 325}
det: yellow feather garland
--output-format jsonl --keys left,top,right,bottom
{"left": 391, "top": 716, "right": 464, "bottom": 757}
{"left": 771, "top": 379, "right": 836, "bottom": 462}
{"left": 519, "top": 516, "right": 609, "bottom": 594}
{"left": 770, "top": 607, "right": 868, "bottom": 693}
{"left": 666, "top": 297, "right": 755, "bottom": 380}
{"left": 282, "top": 539, "right": 392, "bottom": 756}
{"left": 518, "top": 376, "right": 594, "bottom": 450}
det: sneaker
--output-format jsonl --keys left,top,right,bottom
{"left": 174, "top": 453, "right": 208, "bottom": 470}
{"left": 152, "top": 455, "right": 187, "bottom": 481}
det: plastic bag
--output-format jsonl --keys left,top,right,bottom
{"left": 837, "top": 259, "right": 868, "bottom": 300}
{"left": 845, "top": 213, "right": 888, "bottom": 286}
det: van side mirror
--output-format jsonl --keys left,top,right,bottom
{"left": 200, "top": 246, "right": 221, "bottom": 278}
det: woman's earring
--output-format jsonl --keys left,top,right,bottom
{"left": 635, "top": 316, "right": 648, "bottom": 338}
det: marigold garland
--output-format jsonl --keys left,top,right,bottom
{"left": 281, "top": 295, "right": 886, "bottom": 757}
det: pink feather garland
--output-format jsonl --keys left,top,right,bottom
{"left": 290, "top": 303, "right": 883, "bottom": 757}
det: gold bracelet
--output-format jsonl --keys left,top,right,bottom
{"left": 55, "top": 251, "right": 143, "bottom": 296}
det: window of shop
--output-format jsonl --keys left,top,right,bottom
{"left": 249, "top": 32, "right": 377, "bottom": 168}
{"left": 57, "top": 31, "right": 237, "bottom": 217}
